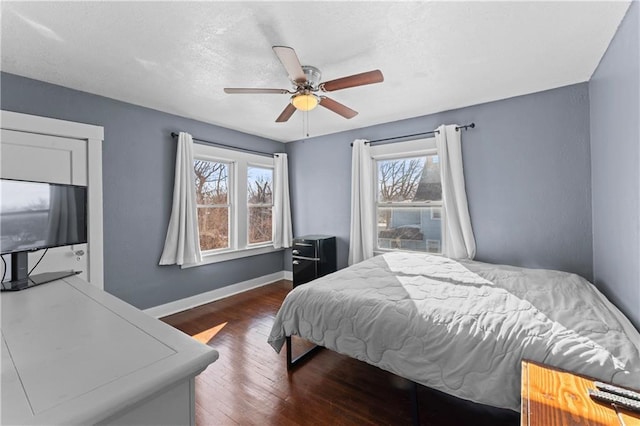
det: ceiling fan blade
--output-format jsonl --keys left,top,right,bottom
{"left": 275, "top": 103, "right": 297, "bottom": 122}
{"left": 272, "top": 46, "right": 306, "bottom": 84}
{"left": 224, "top": 88, "right": 290, "bottom": 94}
{"left": 320, "top": 70, "right": 384, "bottom": 92}
{"left": 319, "top": 97, "right": 358, "bottom": 119}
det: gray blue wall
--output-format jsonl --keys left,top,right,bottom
{"left": 589, "top": 1, "right": 640, "bottom": 330}
{"left": 0, "top": 72, "right": 286, "bottom": 310}
{"left": 4, "top": 5, "right": 638, "bottom": 330}
{"left": 286, "top": 83, "right": 593, "bottom": 281}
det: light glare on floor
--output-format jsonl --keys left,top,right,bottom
{"left": 192, "top": 322, "right": 227, "bottom": 344}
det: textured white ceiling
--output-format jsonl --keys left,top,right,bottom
{"left": 0, "top": 1, "right": 630, "bottom": 142}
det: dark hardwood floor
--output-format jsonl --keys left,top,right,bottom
{"left": 162, "top": 280, "right": 519, "bottom": 426}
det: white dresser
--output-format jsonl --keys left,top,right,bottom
{"left": 1, "top": 276, "right": 219, "bottom": 425}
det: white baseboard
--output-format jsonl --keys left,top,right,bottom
{"left": 144, "top": 270, "right": 290, "bottom": 318}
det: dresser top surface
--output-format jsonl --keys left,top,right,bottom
{"left": 1, "top": 276, "right": 218, "bottom": 425}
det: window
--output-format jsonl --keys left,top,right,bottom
{"left": 195, "top": 159, "right": 231, "bottom": 251}
{"left": 190, "top": 144, "right": 276, "bottom": 265}
{"left": 247, "top": 166, "right": 273, "bottom": 245}
{"left": 372, "top": 138, "right": 443, "bottom": 254}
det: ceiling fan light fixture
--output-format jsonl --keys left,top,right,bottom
{"left": 291, "top": 93, "right": 319, "bottom": 111}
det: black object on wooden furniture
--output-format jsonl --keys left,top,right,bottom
{"left": 291, "top": 235, "right": 337, "bottom": 287}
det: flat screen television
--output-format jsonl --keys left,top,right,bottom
{"left": 0, "top": 178, "right": 87, "bottom": 290}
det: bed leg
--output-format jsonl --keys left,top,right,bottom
{"left": 286, "top": 336, "right": 293, "bottom": 368}
{"left": 285, "top": 336, "right": 322, "bottom": 370}
{"left": 410, "top": 381, "right": 420, "bottom": 426}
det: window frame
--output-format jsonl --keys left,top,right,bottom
{"left": 183, "top": 144, "right": 278, "bottom": 268}
{"left": 370, "top": 137, "right": 444, "bottom": 255}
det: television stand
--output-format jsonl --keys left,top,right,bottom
{"left": 2, "top": 270, "right": 81, "bottom": 292}
{"left": 2, "top": 251, "right": 81, "bottom": 291}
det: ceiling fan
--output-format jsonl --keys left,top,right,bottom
{"left": 224, "top": 46, "right": 384, "bottom": 122}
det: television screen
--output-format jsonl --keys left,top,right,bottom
{"left": 0, "top": 179, "right": 87, "bottom": 254}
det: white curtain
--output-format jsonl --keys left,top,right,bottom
{"left": 272, "top": 153, "right": 293, "bottom": 248}
{"left": 435, "top": 124, "right": 476, "bottom": 259}
{"left": 159, "top": 132, "right": 202, "bottom": 266}
{"left": 348, "top": 139, "right": 375, "bottom": 265}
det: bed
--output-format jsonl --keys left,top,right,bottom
{"left": 268, "top": 251, "right": 640, "bottom": 412}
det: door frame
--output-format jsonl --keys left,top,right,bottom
{"left": 1, "top": 110, "right": 104, "bottom": 289}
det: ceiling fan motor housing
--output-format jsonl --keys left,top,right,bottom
{"left": 300, "top": 66, "right": 322, "bottom": 89}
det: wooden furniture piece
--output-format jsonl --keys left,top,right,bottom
{"left": 1, "top": 275, "right": 219, "bottom": 425}
{"left": 521, "top": 360, "right": 640, "bottom": 426}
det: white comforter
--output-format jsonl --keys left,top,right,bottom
{"left": 268, "top": 252, "right": 640, "bottom": 411}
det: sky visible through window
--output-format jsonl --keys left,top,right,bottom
{"left": 247, "top": 166, "right": 273, "bottom": 204}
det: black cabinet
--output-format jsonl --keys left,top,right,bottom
{"left": 292, "top": 235, "right": 337, "bottom": 287}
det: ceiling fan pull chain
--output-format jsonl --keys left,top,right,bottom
{"left": 305, "top": 111, "right": 309, "bottom": 138}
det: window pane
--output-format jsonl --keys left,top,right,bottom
{"left": 248, "top": 206, "right": 272, "bottom": 244}
{"left": 247, "top": 166, "right": 273, "bottom": 205}
{"left": 198, "top": 207, "right": 229, "bottom": 250}
{"left": 194, "top": 160, "right": 228, "bottom": 205}
{"left": 377, "top": 207, "right": 442, "bottom": 253}
{"left": 377, "top": 155, "right": 441, "bottom": 203}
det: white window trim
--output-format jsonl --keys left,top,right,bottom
{"left": 183, "top": 144, "right": 277, "bottom": 267}
{"left": 181, "top": 244, "right": 281, "bottom": 267}
{"left": 370, "top": 137, "right": 444, "bottom": 255}
{"left": 426, "top": 239, "right": 442, "bottom": 252}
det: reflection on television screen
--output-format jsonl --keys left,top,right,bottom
{"left": 0, "top": 179, "right": 87, "bottom": 254}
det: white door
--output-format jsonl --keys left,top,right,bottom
{"left": 1, "top": 129, "right": 90, "bottom": 282}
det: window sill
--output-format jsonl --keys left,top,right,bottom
{"left": 180, "top": 245, "right": 282, "bottom": 268}
{"left": 374, "top": 249, "right": 443, "bottom": 257}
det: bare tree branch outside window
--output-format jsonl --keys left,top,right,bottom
{"left": 376, "top": 155, "right": 443, "bottom": 253}
{"left": 378, "top": 158, "right": 426, "bottom": 202}
{"left": 248, "top": 167, "right": 273, "bottom": 244}
{"left": 194, "top": 160, "right": 230, "bottom": 250}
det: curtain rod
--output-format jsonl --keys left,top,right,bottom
{"left": 170, "top": 132, "right": 278, "bottom": 158}
{"left": 353, "top": 122, "right": 476, "bottom": 146}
